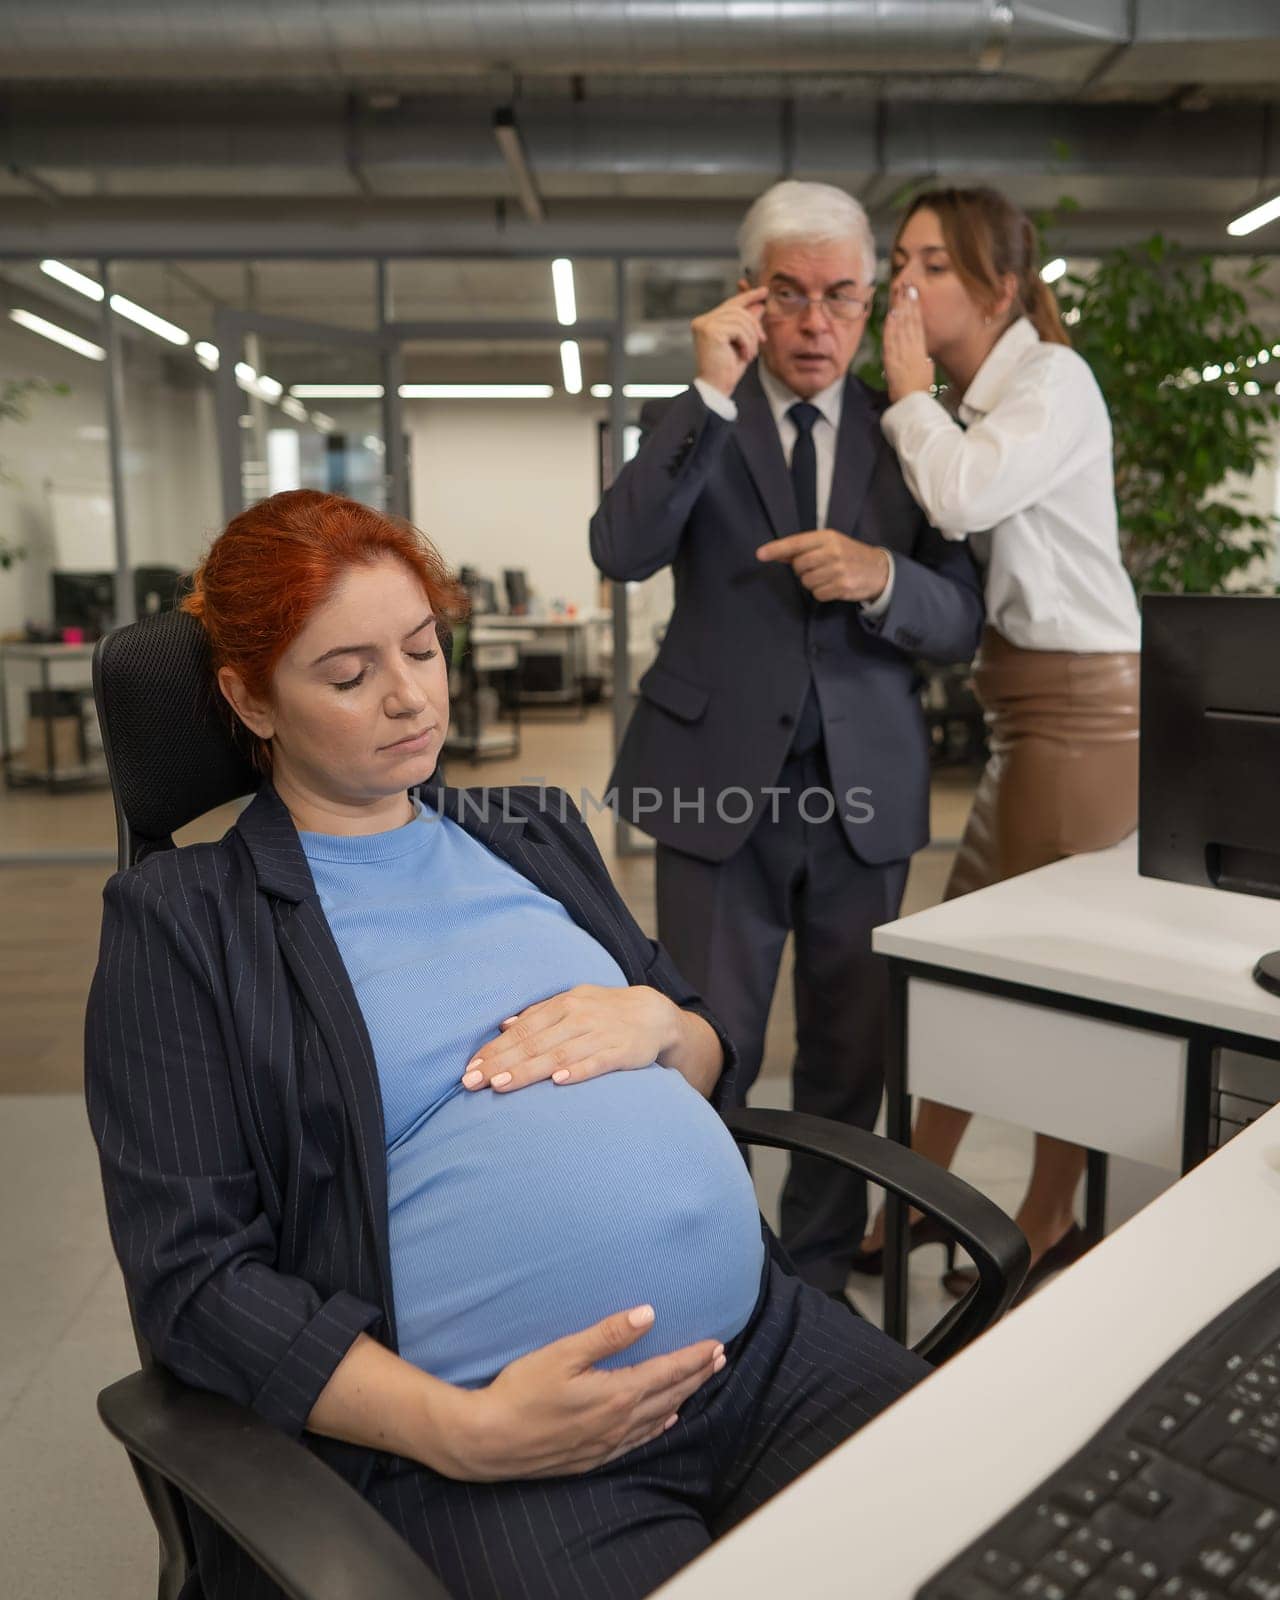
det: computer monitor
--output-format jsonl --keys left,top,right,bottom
{"left": 458, "top": 567, "right": 497, "bottom": 616}
{"left": 52, "top": 570, "right": 116, "bottom": 638}
{"left": 1140, "top": 593, "right": 1280, "bottom": 901}
{"left": 133, "top": 565, "right": 184, "bottom": 616}
{"left": 503, "top": 568, "right": 531, "bottom": 615}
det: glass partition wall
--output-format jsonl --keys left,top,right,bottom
{"left": 0, "top": 250, "right": 735, "bottom": 860}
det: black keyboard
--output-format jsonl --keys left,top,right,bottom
{"left": 916, "top": 1265, "right": 1280, "bottom": 1600}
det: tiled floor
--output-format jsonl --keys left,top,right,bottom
{"left": 2, "top": 706, "right": 1038, "bottom": 1598}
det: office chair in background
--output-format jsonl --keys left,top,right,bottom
{"left": 91, "top": 609, "right": 1028, "bottom": 1600}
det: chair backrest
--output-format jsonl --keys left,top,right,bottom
{"left": 92, "top": 609, "right": 261, "bottom": 871}
{"left": 92, "top": 610, "right": 261, "bottom": 1599}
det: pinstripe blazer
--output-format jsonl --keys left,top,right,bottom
{"left": 85, "top": 780, "right": 741, "bottom": 1596}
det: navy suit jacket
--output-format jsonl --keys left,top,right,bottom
{"left": 590, "top": 365, "right": 985, "bottom": 864}
{"left": 85, "top": 781, "right": 740, "bottom": 1596}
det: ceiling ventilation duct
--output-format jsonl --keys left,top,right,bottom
{"left": 0, "top": 1, "right": 1114, "bottom": 82}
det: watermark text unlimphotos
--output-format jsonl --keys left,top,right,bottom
{"left": 423, "top": 779, "right": 875, "bottom": 828}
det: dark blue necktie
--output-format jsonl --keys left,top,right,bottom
{"left": 786, "top": 400, "right": 825, "bottom": 755}
{"left": 788, "top": 401, "right": 821, "bottom": 531}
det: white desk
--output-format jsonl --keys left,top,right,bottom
{"left": 653, "top": 1102, "right": 1280, "bottom": 1599}
{"left": 445, "top": 627, "right": 537, "bottom": 762}
{"left": 0, "top": 640, "right": 107, "bottom": 789}
{"left": 871, "top": 834, "right": 1280, "bottom": 1338}
{"left": 476, "top": 613, "right": 609, "bottom": 713}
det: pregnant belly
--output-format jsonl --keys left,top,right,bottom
{"left": 388, "top": 1066, "right": 765, "bottom": 1388}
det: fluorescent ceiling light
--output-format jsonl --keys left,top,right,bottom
{"left": 236, "top": 362, "right": 284, "bottom": 401}
{"left": 559, "top": 340, "right": 583, "bottom": 396}
{"left": 289, "top": 383, "right": 385, "bottom": 399}
{"left": 1228, "top": 194, "right": 1280, "bottom": 237}
{"left": 310, "top": 412, "right": 336, "bottom": 432}
{"left": 9, "top": 307, "right": 105, "bottom": 361}
{"left": 493, "top": 108, "right": 545, "bottom": 224}
{"left": 399, "top": 384, "right": 554, "bottom": 399}
{"left": 1041, "top": 257, "right": 1067, "bottom": 284}
{"left": 280, "top": 396, "right": 308, "bottom": 422}
{"left": 109, "top": 294, "right": 189, "bottom": 346}
{"left": 291, "top": 382, "right": 558, "bottom": 402}
{"left": 590, "top": 382, "right": 689, "bottom": 399}
{"left": 552, "top": 259, "right": 577, "bottom": 326}
{"left": 194, "top": 341, "right": 219, "bottom": 370}
{"left": 40, "top": 258, "right": 105, "bottom": 301}
{"left": 43, "top": 257, "right": 189, "bottom": 345}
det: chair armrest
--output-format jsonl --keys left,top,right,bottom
{"left": 723, "top": 1106, "right": 1030, "bottom": 1366}
{"left": 98, "top": 1366, "right": 452, "bottom": 1600}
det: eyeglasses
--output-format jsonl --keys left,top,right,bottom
{"left": 764, "top": 285, "right": 871, "bottom": 323}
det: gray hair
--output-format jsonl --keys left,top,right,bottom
{"left": 737, "top": 180, "right": 876, "bottom": 285}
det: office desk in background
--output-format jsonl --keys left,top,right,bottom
{"left": 478, "top": 612, "right": 609, "bottom": 715}
{"left": 446, "top": 626, "right": 534, "bottom": 762}
{"left": 0, "top": 640, "right": 107, "bottom": 791}
{"left": 871, "top": 834, "right": 1280, "bottom": 1340}
{"left": 653, "top": 1101, "right": 1280, "bottom": 1600}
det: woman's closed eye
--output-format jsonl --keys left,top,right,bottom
{"left": 890, "top": 257, "right": 949, "bottom": 278}
{"left": 331, "top": 648, "right": 438, "bottom": 692}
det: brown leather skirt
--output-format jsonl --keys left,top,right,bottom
{"left": 944, "top": 627, "right": 1141, "bottom": 902}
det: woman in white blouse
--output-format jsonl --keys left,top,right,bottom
{"left": 860, "top": 185, "right": 1141, "bottom": 1302}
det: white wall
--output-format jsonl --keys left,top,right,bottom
{"left": 405, "top": 398, "right": 606, "bottom": 613}
{"left": 0, "top": 320, "right": 221, "bottom": 638}
{"left": 1220, "top": 414, "right": 1280, "bottom": 589}
{"left": 0, "top": 319, "right": 114, "bottom": 635}
{"left": 120, "top": 359, "right": 221, "bottom": 574}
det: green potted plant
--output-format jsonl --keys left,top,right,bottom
{"left": 1057, "top": 237, "right": 1279, "bottom": 594}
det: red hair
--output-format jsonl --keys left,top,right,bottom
{"left": 182, "top": 489, "right": 469, "bottom": 766}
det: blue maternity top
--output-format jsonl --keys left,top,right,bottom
{"left": 299, "top": 804, "right": 764, "bottom": 1388}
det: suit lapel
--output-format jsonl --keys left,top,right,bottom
{"left": 731, "top": 364, "right": 798, "bottom": 540}
{"left": 826, "top": 376, "right": 878, "bottom": 539}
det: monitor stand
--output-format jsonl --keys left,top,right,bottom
{"left": 1255, "top": 950, "right": 1280, "bottom": 1000}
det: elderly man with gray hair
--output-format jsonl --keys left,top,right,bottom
{"left": 591, "top": 180, "right": 984, "bottom": 1306}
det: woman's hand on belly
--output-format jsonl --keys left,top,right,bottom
{"left": 460, "top": 984, "right": 683, "bottom": 1095}
{"left": 438, "top": 1304, "right": 726, "bottom": 1482}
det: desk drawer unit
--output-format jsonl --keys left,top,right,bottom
{"left": 907, "top": 978, "right": 1188, "bottom": 1170}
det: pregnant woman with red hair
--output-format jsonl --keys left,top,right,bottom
{"left": 86, "top": 489, "right": 924, "bottom": 1600}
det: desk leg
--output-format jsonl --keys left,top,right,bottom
{"left": 1182, "top": 1033, "right": 1215, "bottom": 1173}
{"left": 0, "top": 650, "right": 10, "bottom": 787}
{"left": 41, "top": 655, "right": 55, "bottom": 794}
{"left": 884, "top": 962, "right": 911, "bottom": 1344}
{"left": 1084, "top": 1150, "right": 1108, "bottom": 1246}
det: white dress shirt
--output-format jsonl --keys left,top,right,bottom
{"left": 880, "top": 316, "right": 1140, "bottom": 653}
{"left": 693, "top": 365, "right": 895, "bottom": 617}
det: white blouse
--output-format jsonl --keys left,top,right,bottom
{"left": 881, "top": 316, "right": 1141, "bottom": 654}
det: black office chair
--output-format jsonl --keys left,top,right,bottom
{"left": 91, "top": 609, "right": 1029, "bottom": 1600}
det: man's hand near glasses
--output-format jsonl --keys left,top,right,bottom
{"left": 690, "top": 286, "right": 771, "bottom": 398}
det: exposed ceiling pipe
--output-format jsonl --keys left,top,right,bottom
{"left": 0, "top": 0, "right": 1108, "bottom": 80}
{"left": 6, "top": 95, "right": 1270, "bottom": 187}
